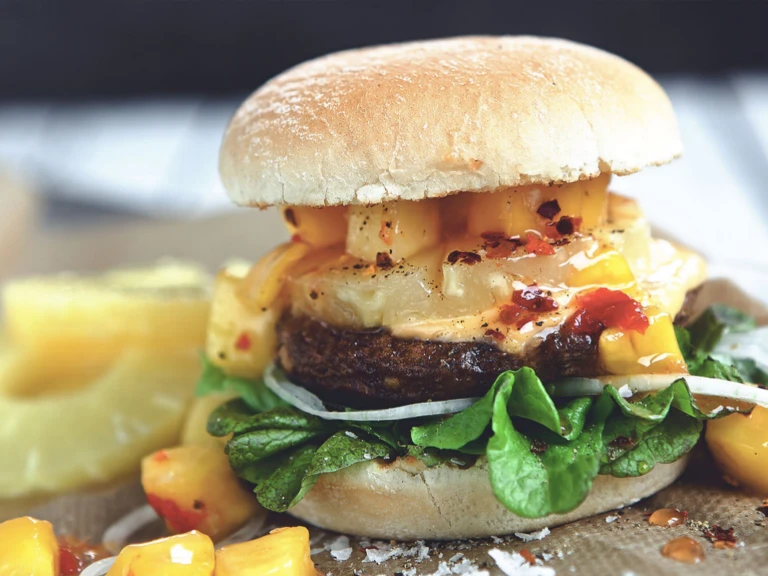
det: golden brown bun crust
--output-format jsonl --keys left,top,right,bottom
{"left": 220, "top": 36, "right": 681, "bottom": 207}
{"left": 288, "top": 455, "right": 688, "bottom": 540}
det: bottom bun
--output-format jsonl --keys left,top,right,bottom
{"left": 289, "top": 455, "right": 689, "bottom": 540}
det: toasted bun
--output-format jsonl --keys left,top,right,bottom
{"left": 289, "top": 455, "right": 688, "bottom": 540}
{"left": 220, "top": 36, "right": 681, "bottom": 208}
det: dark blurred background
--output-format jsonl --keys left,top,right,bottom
{"left": 1, "top": 0, "right": 768, "bottom": 295}
{"left": 2, "top": 0, "right": 767, "bottom": 101}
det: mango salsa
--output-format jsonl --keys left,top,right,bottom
{"left": 0, "top": 516, "right": 59, "bottom": 576}
{"left": 215, "top": 527, "right": 318, "bottom": 576}
{"left": 107, "top": 531, "right": 214, "bottom": 576}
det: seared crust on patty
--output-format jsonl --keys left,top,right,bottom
{"left": 276, "top": 287, "right": 701, "bottom": 408}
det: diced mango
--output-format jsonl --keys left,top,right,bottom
{"left": 346, "top": 200, "right": 441, "bottom": 262}
{"left": 281, "top": 206, "right": 348, "bottom": 248}
{"left": 707, "top": 407, "right": 768, "bottom": 495}
{"left": 142, "top": 445, "right": 264, "bottom": 542}
{"left": 107, "top": 531, "right": 214, "bottom": 576}
{"left": 599, "top": 307, "right": 687, "bottom": 374}
{"left": 181, "top": 393, "right": 236, "bottom": 449}
{"left": 467, "top": 174, "right": 609, "bottom": 238}
{"left": 0, "top": 516, "right": 59, "bottom": 576}
{"left": 207, "top": 268, "right": 279, "bottom": 379}
{"left": 569, "top": 247, "right": 635, "bottom": 288}
{"left": 238, "top": 242, "right": 310, "bottom": 311}
{"left": 215, "top": 527, "right": 317, "bottom": 576}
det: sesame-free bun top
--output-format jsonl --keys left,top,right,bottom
{"left": 220, "top": 36, "right": 681, "bottom": 208}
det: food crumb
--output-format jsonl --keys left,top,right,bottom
{"left": 514, "top": 527, "right": 550, "bottom": 542}
{"left": 605, "top": 516, "right": 618, "bottom": 523}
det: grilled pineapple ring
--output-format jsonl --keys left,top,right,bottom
{"left": 0, "top": 262, "right": 211, "bottom": 497}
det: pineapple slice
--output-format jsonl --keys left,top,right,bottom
{"left": 0, "top": 516, "right": 59, "bottom": 575}
{"left": 142, "top": 445, "right": 264, "bottom": 542}
{"left": 0, "top": 348, "right": 199, "bottom": 498}
{"left": 215, "top": 527, "right": 318, "bottom": 576}
{"left": 107, "top": 531, "right": 214, "bottom": 576}
{"left": 207, "top": 267, "right": 279, "bottom": 379}
{"left": 237, "top": 243, "right": 309, "bottom": 311}
{"left": 346, "top": 200, "right": 441, "bottom": 262}
{"left": 467, "top": 174, "right": 609, "bottom": 238}
{"left": 2, "top": 261, "right": 211, "bottom": 365}
{"left": 281, "top": 206, "right": 347, "bottom": 248}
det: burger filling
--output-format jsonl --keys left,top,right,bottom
{"left": 197, "top": 175, "right": 764, "bottom": 520}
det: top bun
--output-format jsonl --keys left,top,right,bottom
{"left": 220, "top": 36, "right": 681, "bottom": 208}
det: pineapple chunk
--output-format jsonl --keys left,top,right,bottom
{"left": 238, "top": 242, "right": 309, "bottom": 311}
{"left": 181, "top": 393, "right": 236, "bottom": 449}
{"left": 142, "top": 446, "right": 264, "bottom": 542}
{"left": 207, "top": 268, "right": 279, "bottom": 379}
{"left": 215, "top": 527, "right": 317, "bottom": 576}
{"left": 107, "top": 531, "right": 214, "bottom": 576}
{"left": 281, "top": 206, "right": 348, "bottom": 248}
{"left": 598, "top": 307, "right": 687, "bottom": 375}
{"left": 0, "top": 517, "right": 59, "bottom": 575}
{"left": 467, "top": 174, "right": 609, "bottom": 238}
{"left": 346, "top": 200, "right": 441, "bottom": 262}
{"left": 569, "top": 247, "right": 635, "bottom": 288}
{"left": 2, "top": 261, "right": 211, "bottom": 368}
{"left": 0, "top": 349, "right": 199, "bottom": 498}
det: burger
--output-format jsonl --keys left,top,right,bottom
{"left": 197, "top": 36, "right": 758, "bottom": 541}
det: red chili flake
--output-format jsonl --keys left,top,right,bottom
{"left": 146, "top": 493, "right": 206, "bottom": 534}
{"left": 512, "top": 285, "right": 559, "bottom": 312}
{"left": 520, "top": 549, "right": 538, "bottom": 566}
{"left": 152, "top": 450, "right": 169, "bottom": 463}
{"left": 537, "top": 199, "right": 561, "bottom": 220}
{"left": 290, "top": 233, "right": 303, "bottom": 243}
{"left": 481, "top": 231, "right": 506, "bottom": 242}
{"left": 486, "top": 243, "right": 514, "bottom": 259}
{"left": 379, "top": 220, "right": 394, "bottom": 245}
{"left": 701, "top": 525, "right": 737, "bottom": 549}
{"left": 556, "top": 215, "right": 582, "bottom": 236}
{"left": 525, "top": 233, "right": 555, "bottom": 256}
{"left": 376, "top": 251, "right": 394, "bottom": 269}
{"left": 235, "top": 333, "right": 252, "bottom": 351}
{"left": 283, "top": 207, "right": 298, "bottom": 227}
{"left": 499, "top": 304, "right": 537, "bottom": 329}
{"left": 484, "top": 328, "right": 506, "bottom": 342}
{"left": 447, "top": 250, "right": 482, "bottom": 265}
{"left": 610, "top": 436, "right": 635, "bottom": 448}
{"left": 564, "top": 288, "right": 650, "bottom": 336}
{"left": 530, "top": 438, "right": 548, "bottom": 455}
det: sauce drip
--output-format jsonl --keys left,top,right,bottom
{"left": 58, "top": 537, "right": 110, "bottom": 575}
{"left": 661, "top": 536, "right": 705, "bottom": 564}
{"left": 499, "top": 285, "right": 558, "bottom": 329}
{"left": 648, "top": 508, "right": 688, "bottom": 527}
{"left": 565, "top": 288, "right": 649, "bottom": 335}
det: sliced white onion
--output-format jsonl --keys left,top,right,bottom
{"left": 102, "top": 504, "right": 159, "bottom": 554}
{"left": 552, "top": 373, "right": 768, "bottom": 409}
{"left": 81, "top": 557, "right": 115, "bottom": 576}
{"left": 715, "top": 326, "right": 768, "bottom": 373}
{"left": 263, "top": 363, "right": 479, "bottom": 421}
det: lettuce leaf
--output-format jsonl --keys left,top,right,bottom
{"left": 195, "top": 355, "right": 285, "bottom": 412}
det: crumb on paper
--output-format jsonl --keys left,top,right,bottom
{"left": 363, "top": 540, "right": 430, "bottom": 564}
{"left": 605, "top": 515, "right": 618, "bottom": 523}
{"left": 488, "top": 548, "right": 556, "bottom": 576}
{"left": 514, "top": 527, "right": 550, "bottom": 542}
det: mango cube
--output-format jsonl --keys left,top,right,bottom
{"left": 0, "top": 516, "right": 59, "bottom": 576}
{"left": 282, "top": 206, "right": 348, "bottom": 248}
{"left": 599, "top": 307, "right": 687, "bottom": 375}
{"left": 142, "top": 445, "right": 264, "bottom": 542}
{"left": 107, "top": 531, "right": 214, "bottom": 576}
{"left": 215, "top": 527, "right": 317, "bottom": 576}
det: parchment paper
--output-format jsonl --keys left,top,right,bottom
{"left": 2, "top": 213, "right": 767, "bottom": 575}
